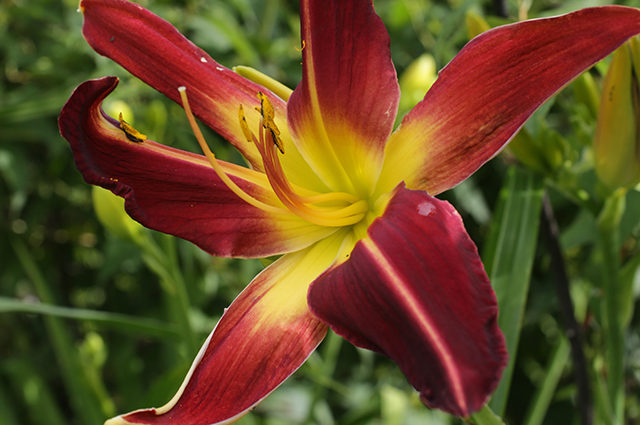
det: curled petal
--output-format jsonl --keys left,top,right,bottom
{"left": 80, "top": 0, "right": 325, "bottom": 191}
{"left": 308, "top": 184, "right": 507, "bottom": 417}
{"left": 106, "top": 230, "right": 351, "bottom": 425}
{"left": 287, "top": 0, "right": 400, "bottom": 196}
{"left": 58, "top": 77, "right": 337, "bottom": 257}
{"left": 376, "top": 6, "right": 640, "bottom": 197}
{"left": 80, "top": 0, "right": 265, "bottom": 167}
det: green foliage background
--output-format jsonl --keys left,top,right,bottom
{"left": 2, "top": 0, "right": 640, "bottom": 424}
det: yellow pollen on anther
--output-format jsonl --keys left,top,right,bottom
{"left": 238, "top": 105, "right": 254, "bottom": 143}
{"left": 255, "top": 92, "right": 284, "bottom": 154}
{"left": 118, "top": 113, "right": 147, "bottom": 142}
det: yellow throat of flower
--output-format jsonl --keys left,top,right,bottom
{"left": 178, "top": 87, "right": 368, "bottom": 227}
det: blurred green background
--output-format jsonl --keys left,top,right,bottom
{"left": 2, "top": 0, "right": 640, "bottom": 425}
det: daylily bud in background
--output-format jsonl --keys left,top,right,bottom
{"left": 507, "top": 125, "right": 567, "bottom": 176}
{"left": 104, "top": 99, "right": 135, "bottom": 125}
{"left": 466, "top": 10, "right": 490, "bottom": 39}
{"left": 572, "top": 71, "right": 600, "bottom": 119}
{"left": 397, "top": 54, "right": 437, "bottom": 120}
{"left": 594, "top": 38, "right": 640, "bottom": 191}
{"left": 92, "top": 186, "right": 144, "bottom": 244}
{"left": 508, "top": 128, "right": 551, "bottom": 175}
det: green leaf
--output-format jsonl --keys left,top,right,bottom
{"left": 620, "top": 248, "right": 640, "bottom": 327}
{"left": 0, "top": 296, "right": 180, "bottom": 340}
{"left": 483, "top": 166, "right": 544, "bottom": 416}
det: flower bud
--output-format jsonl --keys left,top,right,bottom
{"left": 105, "top": 99, "right": 135, "bottom": 125}
{"left": 572, "top": 71, "right": 600, "bottom": 119}
{"left": 508, "top": 127, "right": 549, "bottom": 174}
{"left": 397, "top": 54, "right": 437, "bottom": 119}
{"left": 465, "top": 10, "right": 490, "bottom": 40}
{"left": 92, "top": 185, "right": 144, "bottom": 244}
{"left": 593, "top": 39, "right": 640, "bottom": 190}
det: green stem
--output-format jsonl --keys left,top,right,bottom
{"left": 593, "top": 365, "right": 616, "bottom": 425}
{"left": 141, "top": 233, "right": 199, "bottom": 357}
{"left": 597, "top": 189, "right": 626, "bottom": 424}
{"left": 469, "top": 405, "right": 506, "bottom": 425}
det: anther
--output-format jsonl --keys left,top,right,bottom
{"left": 118, "top": 113, "right": 147, "bottom": 143}
{"left": 256, "top": 92, "right": 284, "bottom": 153}
{"left": 238, "top": 105, "right": 254, "bottom": 143}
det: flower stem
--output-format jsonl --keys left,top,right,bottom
{"left": 140, "top": 233, "right": 199, "bottom": 358}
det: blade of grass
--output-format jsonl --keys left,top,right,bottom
{"left": 597, "top": 189, "right": 626, "bottom": 424}
{"left": 11, "top": 237, "right": 107, "bottom": 425}
{"left": 483, "top": 166, "right": 544, "bottom": 416}
{"left": 522, "top": 337, "right": 571, "bottom": 425}
{"left": 0, "top": 296, "right": 180, "bottom": 340}
{"left": 159, "top": 233, "right": 200, "bottom": 357}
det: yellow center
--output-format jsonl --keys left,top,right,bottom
{"left": 178, "top": 87, "right": 368, "bottom": 228}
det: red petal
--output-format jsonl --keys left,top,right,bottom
{"left": 80, "top": 0, "right": 275, "bottom": 170}
{"left": 287, "top": 0, "right": 400, "bottom": 196}
{"left": 80, "top": 0, "right": 329, "bottom": 192}
{"left": 376, "top": 6, "right": 640, "bottom": 197}
{"left": 308, "top": 184, "right": 507, "bottom": 417}
{"left": 108, "top": 230, "right": 350, "bottom": 425}
{"left": 58, "top": 77, "right": 337, "bottom": 257}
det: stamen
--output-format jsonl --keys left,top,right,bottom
{"left": 249, "top": 127, "right": 359, "bottom": 205}
{"left": 256, "top": 115, "right": 366, "bottom": 226}
{"left": 177, "top": 86, "right": 291, "bottom": 216}
{"left": 237, "top": 91, "right": 369, "bottom": 227}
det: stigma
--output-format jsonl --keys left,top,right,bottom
{"left": 178, "top": 87, "right": 368, "bottom": 227}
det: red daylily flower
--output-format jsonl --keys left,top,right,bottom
{"left": 59, "top": 0, "right": 640, "bottom": 422}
